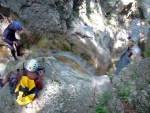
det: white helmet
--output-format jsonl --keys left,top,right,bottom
{"left": 26, "top": 59, "right": 38, "bottom": 72}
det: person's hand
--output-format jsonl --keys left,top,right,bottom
{"left": 39, "top": 70, "right": 44, "bottom": 77}
{"left": 13, "top": 41, "right": 17, "bottom": 45}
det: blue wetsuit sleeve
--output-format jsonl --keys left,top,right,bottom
{"left": 3, "top": 30, "right": 13, "bottom": 45}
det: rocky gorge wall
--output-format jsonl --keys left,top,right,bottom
{"left": 0, "top": 57, "right": 111, "bottom": 113}
{"left": 0, "top": 0, "right": 150, "bottom": 113}
{"left": 0, "top": 0, "right": 141, "bottom": 75}
{"left": 0, "top": 0, "right": 150, "bottom": 75}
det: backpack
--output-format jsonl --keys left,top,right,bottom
{"left": 14, "top": 63, "right": 38, "bottom": 105}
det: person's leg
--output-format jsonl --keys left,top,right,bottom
{"left": 16, "top": 44, "right": 21, "bottom": 56}
{"left": 15, "top": 40, "right": 24, "bottom": 56}
{"left": 11, "top": 49, "right": 18, "bottom": 60}
{"left": 0, "top": 71, "right": 17, "bottom": 87}
{"left": 7, "top": 44, "right": 18, "bottom": 60}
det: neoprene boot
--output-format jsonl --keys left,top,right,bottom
{"left": 0, "top": 79, "right": 4, "bottom": 87}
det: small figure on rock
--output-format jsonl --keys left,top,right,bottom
{"left": 128, "top": 48, "right": 133, "bottom": 58}
{"left": 2, "top": 21, "right": 24, "bottom": 61}
{"left": 127, "top": 36, "right": 131, "bottom": 42}
{"left": 127, "top": 36, "right": 135, "bottom": 44}
{"left": 0, "top": 59, "right": 45, "bottom": 105}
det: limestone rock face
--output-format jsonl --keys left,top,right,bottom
{"left": 116, "top": 58, "right": 150, "bottom": 113}
{"left": 0, "top": 57, "right": 110, "bottom": 113}
{"left": 1, "top": 0, "right": 73, "bottom": 34}
{"left": 0, "top": 0, "right": 113, "bottom": 75}
{"left": 141, "top": 0, "right": 150, "bottom": 22}
{"left": 0, "top": 0, "right": 150, "bottom": 112}
{"left": 146, "top": 28, "right": 150, "bottom": 51}
{"left": 0, "top": 0, "right": 149, "bottom": 76}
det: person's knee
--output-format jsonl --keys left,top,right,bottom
{"left": 7, "top": 45, "right": 15, "bottom": 50}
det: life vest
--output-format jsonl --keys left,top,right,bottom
{"left": 14, "top": 63, "right": 38, "bottom": 105}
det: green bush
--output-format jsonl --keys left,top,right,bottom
{"left": 100, "top": 93, "right": 110, "bottom": 105}
{"left": 95, "top": 105, "right": 106, "bottom": 113}
{"left": 96, "top": 93, "right": 110, "bottom": 113}
{"left": 108, "top": 72, "right": 114, "bottom": 79}
{"left": 131, "top": 72, "right": 138, "bottom": 78}
{"left": 72, "top": 11, "right": 78, "bottom": 17}
{"left": 87, "top": 6, "right": 94, "bottom": 14}
{"left": 118, "top": 86, "right": 133, "bottom": 101}
{"left": 145, "top": 49, "right": 150, "bottom": 57}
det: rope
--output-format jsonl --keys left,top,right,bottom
{"left": 0, "top": 12, "right": 48, "bottom": 57}
{"left": 22, "top": 29, "right": 48, "bottom": 56}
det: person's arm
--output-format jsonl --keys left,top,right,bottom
{"left": 2, "top": 71, "right": 17, "bottom": 85}
{"left": 35, "top": 70, "right": 44, "bottom": 90}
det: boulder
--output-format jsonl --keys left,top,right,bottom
{"left": 0, "top": 57, "right": 110, "bottom": 113}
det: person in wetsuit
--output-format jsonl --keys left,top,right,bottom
{"left": 2, "top": 21, "right": 24, "bottom": 60}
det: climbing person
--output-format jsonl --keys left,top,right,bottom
{"left": 24, "top": 59, "right": 45, "bottom": 91}
{"left": 0, "top": 59, "right": 45, "bottom": 105}
{"left": 127, "top": 36, "right": 131, "bottom": 42}
{"left": 127, "top": 36, "right": 135, "bottom": 44}
{"left": 2, "top": 21, "right": 24, "bottom": 60}
{"left": 0, "top": 59, "right": 45, "bottom": 91}
{"left": 128, "top": 48, "right": 133, "bottom": 58}
{"left": 127, "top": 36, "right": 135, "bottom": 53}
{"left": 127, "top": 42, "right": 133, "bottom": 51}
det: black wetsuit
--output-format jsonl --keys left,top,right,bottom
{"left": 128, "top": 52, "right": 133, "bottom": 57}
{"left": 2, "top": 24, "right": 21, "bottom": 58}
